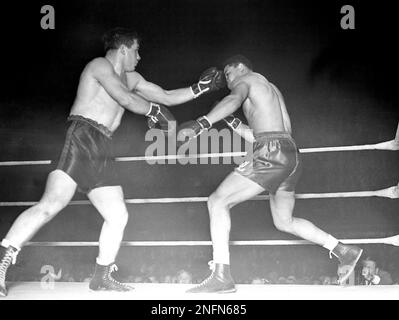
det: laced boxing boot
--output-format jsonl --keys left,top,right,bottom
{"left": 186, "top": 261, "right": 236, "bottom": 294}
{"left": 330, "top": 243, "right": 363, "bottom": 285}
{"left": 89, "top": 263, "right": 133, "bottom": 292}
{"left": 0, "top": 245, "right": 19, "bottom": 297}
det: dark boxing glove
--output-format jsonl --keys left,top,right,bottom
{"left": 177, "top": 116, "right": 212, "bottom": 146}
{"left": 223, "top": 114, "right": 242, "bottom": 130}
{"left": 190, "top": 67, "right": 226, "bottom": 98}
{"left": 146, "top": 102, "right": 176, "bottom": 135}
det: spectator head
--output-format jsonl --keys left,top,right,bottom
{"left": 163, "top": 275, "right": 173, "bottom": 283}
{"left": 287, "top": 275, "right": 297, "bottom": 284}
{"left": 278, "top": 276, "right": 287, "bottom": 284}
{"left": 322, "top": 276, "right": 331, "bottom": 285}
{"left": 251, "top": 277, "right": 264, "bottom": 284}
{"left": 176, "top": 270, "right": 192, "bottom": 284}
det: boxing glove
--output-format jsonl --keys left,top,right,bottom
{"left": 191, "top": 67, "right": 226, "bottom": 98}
{"left": 223, "top": 114, "right": 242, "bottom": 130}
{"left": 146, "top": 102, "right": 176, "bottom": 135}
{"left": 177, "top": 116, "right": 212, "bottom": 145}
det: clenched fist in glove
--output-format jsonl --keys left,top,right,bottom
{"left": 177, "top": 116, "right": 212, "bottom": 146}
{"left": 146, "top": 102, "right": 176, "bottom": 135}
{"left": 223, "top": 114, "right": 242, "bottom": 130}
{"left": 191, "top": 67, "right": 226, "bottom": 98}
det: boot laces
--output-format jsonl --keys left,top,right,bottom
{"left": 194, "top": 261, "right": 216, "bottom": 288}
{"left": 0, "top": 249, "right": 17, "bottom": 283}
{"left": 107, "top": 264, "right": 129, "bottom": 288}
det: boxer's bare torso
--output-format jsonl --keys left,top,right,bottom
{"left": 231, "top": 72, "right": 292, "bottom": 135}
{"left": 70, "top": 58, "right": 128, "bottom": 132}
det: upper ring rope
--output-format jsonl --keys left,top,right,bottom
{"left": 0, "top": 123, "right": 398, "bottom": 166}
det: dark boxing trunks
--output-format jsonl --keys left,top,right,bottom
{"left": 235, "top": 131, "right": 302, "bottom": 194}
{"left": 56, "top": 115, "right": 118, "bottom": 194}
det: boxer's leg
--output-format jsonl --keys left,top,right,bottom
{"left": 269, "top": 190, "right": 330, "bottom": 246}
{"left": 270, "top": 189, "right": 362, "bottom": 284}
{"left": 1, "top": 169, "right": 76, "bottom": 297}
{"left": 87, "top": 185, "right": 132, "bottom": 291}
{"left": 207, "top": 172, "right": 264, "bottom": 265}
{"left": 88, "top": 186, "right": 128, "bottom": 265}
{"left": 187, "top": 172, "right": 264, "bottom": 293}
{"left": 4, "top": 169, "right": 77, "bottom": 247}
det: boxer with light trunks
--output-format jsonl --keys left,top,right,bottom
{"left": 178, "top": 55, "right": 363, "bottom": 293}
{"left": 0, "top": 27, "right": 224, "bottom": 296}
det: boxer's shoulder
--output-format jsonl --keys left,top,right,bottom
{"left": 86, "top": 57, "right": 114, "bottom": 74}
{"left": 125, "top": 71, "right": 143, "bottom": 90}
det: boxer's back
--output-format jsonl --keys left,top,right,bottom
{"left": 237, "top": 72, "right": 292, "bottom": 134}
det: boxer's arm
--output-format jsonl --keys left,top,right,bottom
{"left": 91, "top": 58, "right": 151, "bottom": 114}
{"left": 205, "top": 83, "right": 249, "bottom": 124}
{"left": 127, "top": 72, "right": 194, "bottom": 106}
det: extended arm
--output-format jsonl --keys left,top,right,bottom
{"left": 205, "top": 82, "right": 249, "bottom": 123}
{"left": 92, "top": 58, "right": 175, "bottom": 134}
{"left": 127, "top": 67, "right": 225, "bottom": 106}
{"left": 92, "top": 58, "right": 151, "bottom": 114}
{"left": 176, "top": 82, "right": 249, "bottom": 144}
{"left": 132, "top": 74, "right": 194, "bottom": 106}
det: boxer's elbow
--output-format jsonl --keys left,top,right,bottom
{"left": 120, "top": 95, "right": 149, "bottom": 115}
{"left": 160, "top": 90, "right": 179, "bottom": 106}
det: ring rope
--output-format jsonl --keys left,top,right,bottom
{"left": 25, "top": 235, "right": 399, "bottom": 247}
{"left": 0, "top": 125, "right": 398, "bottom": 166}
{"left": 1, "top": 183, "right": 398, "bottom": 207}
{"left": 2, "top": 125, "right": 398, "bottom": 248}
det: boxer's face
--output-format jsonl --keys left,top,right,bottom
{"left": 224, "top": 64, "right": 240, "bottom": 89}
{"left": 122, "top": 40, "right": 141, "bottom": 71}
{"left": 224, "top": 63, "right": 245, "bottom": 89}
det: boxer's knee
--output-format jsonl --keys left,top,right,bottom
{"left": 105, "top": 205, "right": 129, "bottom": 229}
{"left": 207, "top": 191, "right": 230, "bottom": 211}
{"left": 35, "top": 199, "right": 65, "bottom": 222}
{"left": 273, "top": 216, "right": 294, "bottom": 233}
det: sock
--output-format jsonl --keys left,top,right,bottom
{"left": 323, "top": 235, "right": 339, "bottom": 252}
{"left": 96, "top": 257, "right": 113, "bottom": 266}
{"left": 213, "top": 249, "right": 230, "bottom": 265}
{"left": 1, "top": 239, "right": 21, "bottom": 252}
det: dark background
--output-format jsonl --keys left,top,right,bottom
{"left": 0, "top": 0, "right": 398, "bottom": 281}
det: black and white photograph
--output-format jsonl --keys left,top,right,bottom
{"left": 0, "top": 0, "right": 398, "bottom": 307}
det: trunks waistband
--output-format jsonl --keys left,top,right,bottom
{"left": 67, "top": 115, "right": 113, "bottom": 138}
{"left": 254, "top": 131, "right": 292, "bottom": 140}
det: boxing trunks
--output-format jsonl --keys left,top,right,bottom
{"left": 235, "top": 131, "right": 302, "bottom": 193}
{"left": 56, "top": 115, "right": 118, "bottom": 193}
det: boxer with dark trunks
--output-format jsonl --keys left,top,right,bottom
{"left": 0, "top": 28, "right": 224, "bottom": 297}
{"left": 178, "top": 55, "right": 363, "bottom": 293}
{"left": 56, "top": 115, "right": 118, "bottom": 194}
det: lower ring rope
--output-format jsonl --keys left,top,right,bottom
{"left": 25, "top": 235, "right": 399, "bottom": 247}
{"left": 1, "top": 183, "right": 397, "bottom": 207}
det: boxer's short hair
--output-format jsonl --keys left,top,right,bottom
{"left": 102, "top": 27, "right": 140, "bottom": 52}
{"left": 223, "top": 54, "right": 253, "bottom": 70}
